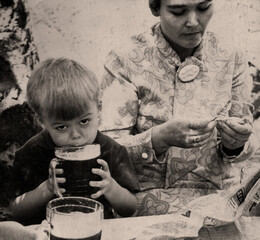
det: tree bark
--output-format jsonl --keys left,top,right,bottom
{"left": 0, "top": 0, "right": 41, "bottom": 208}
{"left": 0, "top": 0, "right": 39, "bottom": 111}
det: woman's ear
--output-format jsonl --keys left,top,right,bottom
{"left": 149, "top": 0, "right": 160, "bottom": 17}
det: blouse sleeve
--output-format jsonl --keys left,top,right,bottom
{"left": 100, "top": 50, "right": 157, "bottom": 163}
{"left": 221, "top": 50, "right": 259, "bottom": 162}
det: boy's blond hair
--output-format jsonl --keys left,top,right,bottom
{"left": 27, "top": 57, "right": 99, "bottom": 121}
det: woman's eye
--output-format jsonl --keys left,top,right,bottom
{"left": 171, "top": 9, "right": 185, "bottom": 16}
{"left": 197, "top": 3, "right": 211, "bottom": 11}
{"left": 56, "top": 125, "right": 67, "bottom": 131}
{"left": 80, "top": 119, "right": 89, "bottom": 125}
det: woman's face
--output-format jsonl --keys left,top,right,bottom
{"left": 158, "top": 0, "right": 214, "bottom": 50}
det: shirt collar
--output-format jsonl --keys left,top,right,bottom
{"left": 152, "top": 23, "right": 204, "bottom": 66}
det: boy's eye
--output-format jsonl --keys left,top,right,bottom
{"left": 80, "top": 118, "right": 89, "bottom": 125}
{"left": 56, "top": 125, "right": 68, "bottom": 131}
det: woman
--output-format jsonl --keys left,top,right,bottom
{"left": 100, "top": 0, "right": 258, "bottom": 215}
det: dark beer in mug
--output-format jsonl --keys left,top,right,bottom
{"left": 55, "top": 144, "right": 101, "bottom": 196}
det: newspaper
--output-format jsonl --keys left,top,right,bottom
{"left": 135, "top": 168, "right": 260, "bottom": 239}
{"left": 182, "top": 168, "right": 260, "bottom": 225}
{"left": 134, "top": 211, "right": 205, "bottom": 239}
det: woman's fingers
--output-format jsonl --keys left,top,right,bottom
{"left": 217, "top": 120, "right": 251, "bottom": 141}
{"left": 189, "top": 118, "right": 216, "bottom": 131}
{"left": 198, "top": 130, "right": 213, "bottom": 142}
{"left": 224, "top": 118, "right": 252, "bottom": 135}
{"left": 188, "top": 119, "right": 216, "bottom": 136}
{"left": 216, "top": 117, "right": 252, "bottom": 149}
{"left": 187, "top": 131, "right": 214, "bottom": 147}
{"left": 218, "top": 129, "right": 245, "bottom": 149}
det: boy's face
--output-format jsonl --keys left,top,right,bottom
{"left": 41, "top": 102, "right": 99, "bottom": 147}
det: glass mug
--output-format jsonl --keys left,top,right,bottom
{"left": 46, "top": 197, "right": 104, "bottom": 240}
{"left": 53, "top": 144, "right": 101, "bottom": 197}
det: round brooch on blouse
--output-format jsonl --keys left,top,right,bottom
{"left": 178, "top": 64, "right": 200, "bottom": 82}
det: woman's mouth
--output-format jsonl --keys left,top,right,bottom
{"left": 182, "top": 32, "right": 202, "bottom": 41}
{"left": 184, "top": 32, "right": 201, "bottom": 36}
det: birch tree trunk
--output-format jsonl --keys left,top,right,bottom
{"left": 0, "top": 0, "right": 41, "bottom": 208}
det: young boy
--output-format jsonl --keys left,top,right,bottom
{"left": 8, "top": 58, "right": 139, "bottom": 225}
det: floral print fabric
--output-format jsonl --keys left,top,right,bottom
{"left": 100, "top": 23, "right": 258, "bottom": 215}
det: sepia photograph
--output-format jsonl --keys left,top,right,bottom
{"left": 0, "top": 0, "right": 260, "bottom": 239}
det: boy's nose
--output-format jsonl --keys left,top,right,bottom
{"left": 186, "top": 11, "right": 199, "bottom": 27}
{"left": 70, "top": 127, "right": 82, "bottom": 139}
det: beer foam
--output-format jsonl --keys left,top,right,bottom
{"left": 51, "top": 211, "right": 102, "bottom": 239}
{"left": 55, "top": 144, "right": 100, "bottom": 161}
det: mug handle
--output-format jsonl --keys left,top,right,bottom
{"left": 25, "top": 220, "right": 50, "bottom": 240}
{"left": 50, "top": 158, "right": 63, "bottom": 198}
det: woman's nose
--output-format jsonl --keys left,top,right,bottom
{"left": 186, "top": 11, "right": 199, "bottom": 27}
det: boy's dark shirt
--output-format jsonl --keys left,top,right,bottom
{"left": 8, "top": 130, "right": 139, "bottom": 225}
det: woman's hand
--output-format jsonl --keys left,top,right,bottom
{"left": 89, "top": 159, "right": 113, "bottom": 199}
{"left": 216, "top": 117, "right": 253, "bottom": 150}
{"left": 47, "top": 158, "right": 66, "bottom": 197}
{"left": 152, "top": 118, "right": 216, "bottom": 155}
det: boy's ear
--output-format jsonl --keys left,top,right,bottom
{"left": 35, "top": 114, "right": 45, "bottom": 128}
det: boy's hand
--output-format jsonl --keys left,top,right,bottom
{"left": 47, "top": 158, "right": 66, "bottom": 197}
{"left": 89, "top": 159, "right": 113, "bottom": 199}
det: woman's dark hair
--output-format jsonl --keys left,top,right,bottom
{"left": 149, "top": 0, "right": 161, "bottom": 12}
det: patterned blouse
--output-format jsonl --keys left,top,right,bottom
{"left": 100, "top": 23, "right": 259, "bottom": 215}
